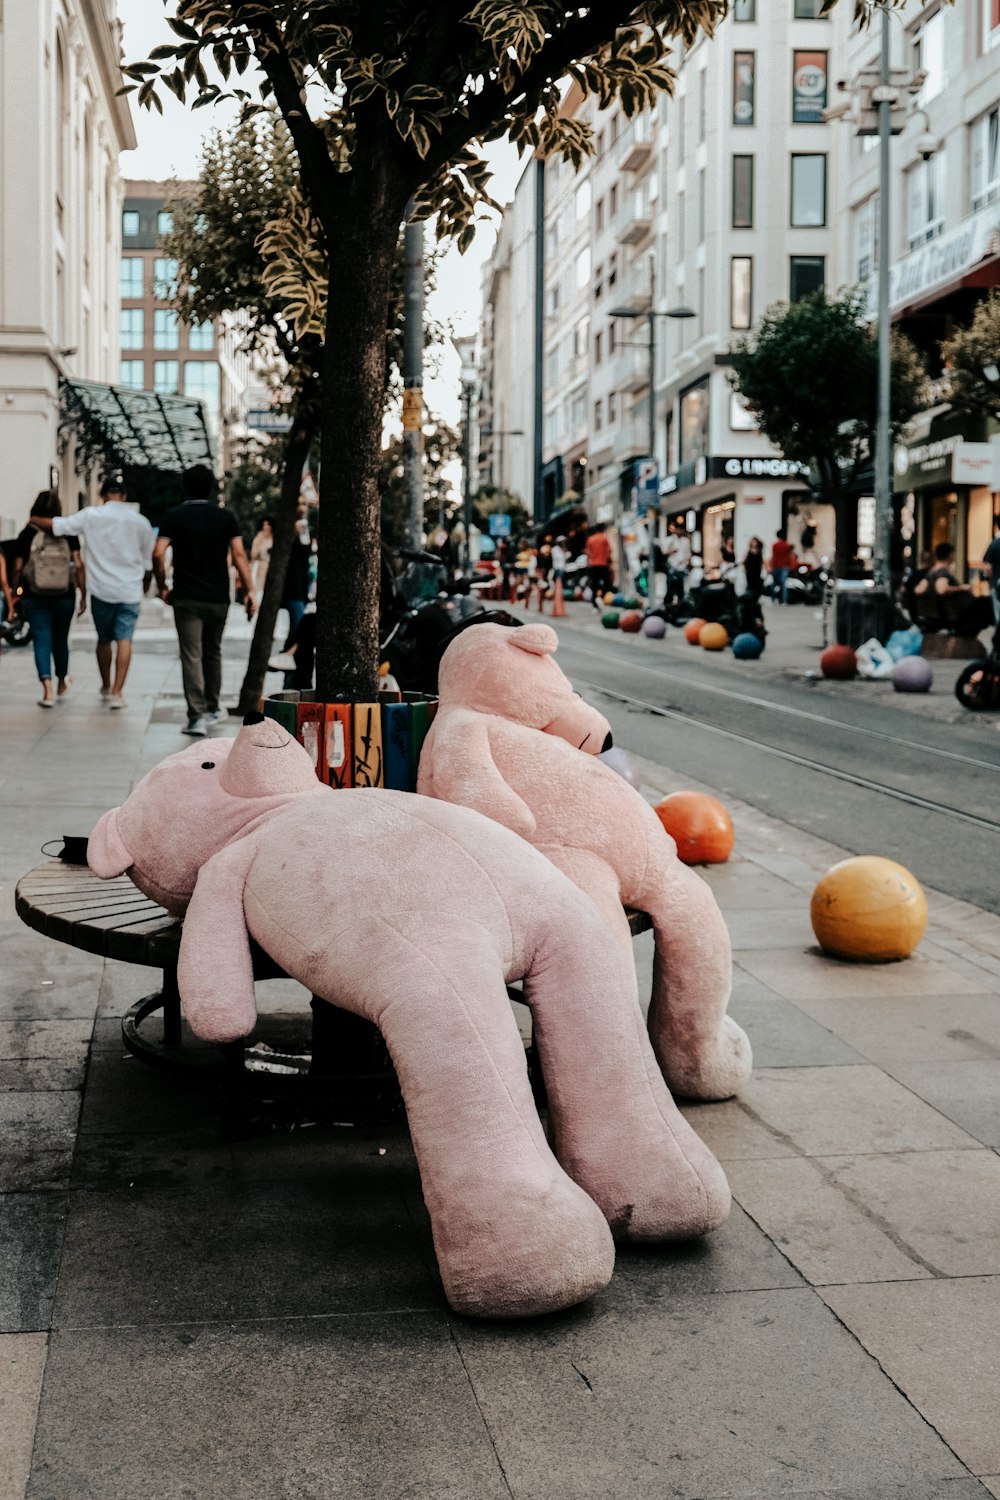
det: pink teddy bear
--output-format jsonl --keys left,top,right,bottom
{"left": 88, "top": 714, "right": 731, "bottom": 1319}
{"left": 418, "top": 622, "right": 752, "bottom": 1101}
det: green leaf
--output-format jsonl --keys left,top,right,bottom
{"left": 167, "top": 17, "right": 200, "bottom": 41}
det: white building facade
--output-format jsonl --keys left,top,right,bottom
{"left": 0, "top": 0, "right": 135, "bottom": 535}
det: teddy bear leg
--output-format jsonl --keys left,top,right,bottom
{"left": 641, "top": 855, "right": 752, "bottom": 1101}
{"left": 522, "top": 879, "right": 731, "bottom": 1242}
{"left": 366, "top": 928, "right": 615, "bottom": 1319}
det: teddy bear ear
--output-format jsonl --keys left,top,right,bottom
{"left": 508, "top": 624, "right": 558, "bottom": 657}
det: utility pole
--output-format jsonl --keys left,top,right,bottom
{"left": 402, "top": 205, "right": 424, "bottom": 551}
{"left": 645, "top": 308, "right": 656, "bottom": 463}
{"left": 873, "top": 6, "right": 893, "bottom": 597}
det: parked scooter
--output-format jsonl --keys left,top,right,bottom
{"left": 784, "top": 559, "right": 831, "bottom": 606}
{"left": 380, "top": 549, "right": 519, "bottom": 694}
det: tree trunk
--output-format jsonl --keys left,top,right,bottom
{"left": 236, "top": 408, "right": 316, "bottom": 715}
{"left": 314, "top": 200, "right": 400, "bottom": 703}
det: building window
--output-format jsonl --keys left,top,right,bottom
{"left": 157, "top": 209, "right": 174, "bottom": 236}
{"left": 730, "top": 391, "right": 757, "bottom": 431}
{"left": 972, "top": 109, "right": 1000, "bottom": 209}
{"left": 730, "top": 257, "right": 752, "bottom": 330}
{"left": 184, "top": 360, "right": 220, "bottom": 411}
{"left": 854, "top": 194, "right": 879, "bottom": 280}
{"left": 609, "top": 320, "right": 618, "bottom": 354}
{"left": 608, "top": 253, "right": 618, "bottom": 286}
{"left": 698, "top": 168, "right": 706, "bottom": 243}
{"left": 679, "top": 378, "right": 710, "bottom": 465}
{"left": 545, "top": 283, "right": 560, "bottom": 317}
{"left": 575, "top": 180, "right": 591, "bottom": 220}
{"left": 545, "top": 347, "right": 559, "bottom": 387}
{"left": 573, "top": 315, "right": 589, "bottom": 359}
{"left": 698, "top": 68, "right": 707, "bottom": 144}
{"left": 609, "top": 182, "right": 618, "bottom": 217}
{"left": 119, "top": 359, "right": 144, "bottom": 389}
{"left": 733, "top": 51, "right": 755, "bottom": 125}
{"left": 594, "top": 264, "right": 603, "bottom": 299}
{"left": 790, "top": 255, "right": 825, "bottom": 301}
{"left": 153, "top": 257, "right": 179, "bottom": 298}
{"left": 595, "top": 330, "right": 603, "bottom": 364}
{"left": 984, "top": 0, "right": 1000, "bottom": 51}
{"left": 914, "top": 9, "right": 948, "bottom": 104}
{"left": 120, "top": 308, "right": 144, "bottom": 349}
{"left": 790, "top": 153, "right": 827, "bottom": 225}
{"left": 153, "top": 360, "right": 179, "bottom": 394}
{"left": 594, "top": 399, "right": 603, "bottom": 432}
{"left": 906, "top": 154, "right": 945, "bottom": 247}
{"left": 575, "top": 247, "right": 591, "bottom": 290}
{"left": 792, "top": 51, "right": 828, "bottom": 123}
{"left": 734, "top": 0, "right": 755, "bottom": 19}
{"left": 188, "top": 320, "right": 215, "bottom": 352}
{"left": 122, "top": 209, "right": 140, "bottom": 237}
{"left": 732, "top": 155, "right": 754, "bottom": 228}
{"left": 596, "top": 197, "right": 604, "bottom": 232}
{"left": 794, "top": 0, "right": 827, "bottom": 15}
{"left": 608, "top": 391, "right": 618, "bottom": 424}
{"left": 120, "top": 258, "right": 143, "bottom": 298}
{"left": 571, "top": 390, "right": 586, "bottom": 430}
{"left": 676, "top": 192, "right": 685, "bottom": 258}
{"left": 153, "top": 310, "right": 179, "bottom": 349}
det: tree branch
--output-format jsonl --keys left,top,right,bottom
{"left": 246, "top": 17, "right": 341, "bottom": 232}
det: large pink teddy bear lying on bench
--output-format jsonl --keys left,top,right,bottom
{"left": 418, "top": 623, "right": 752, "bottom": 1101}
{"left": 88, "top": 714, "right": 731, "bottom": 1319}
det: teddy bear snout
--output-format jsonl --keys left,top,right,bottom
{"left": 602, "top": 732, "right": 614, "bottom": 752}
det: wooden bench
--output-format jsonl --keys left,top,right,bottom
{"left": 16, "top": 856, "right": 652, "bottom": 1120}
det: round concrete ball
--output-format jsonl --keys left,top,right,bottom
{"left": 612, "top": 593, "right": 626, "bottom": 607}
{"left": 654, "top": 791, "right": 735, "bottom": 864}
{"left": 811, "top": 855, "right": 928, "bottom": 961}
{"left": 601, "top": 609, "right": 621, "bottom": 630}
{"left": 892, "top": 655, "right": 933, "bottom": 694}
{"left": 699, "top": 622, "right": 729, "bottom": 651}
{"left": 732, "top": 631, "right": 764, "bottom": 660}
{"left": 603, "top": 592, "right": 617, "bottom": 607}
{"left": 821, "top": 644, "right": 857, "bottom": 680}
{"left": 622, "top": 596, "right": 640, "bottom": 610}
{"left": 683, "top": 617, "right": 707, "bottom": 644}
{"left": 620, "top": 611, "right": 643, "bottom": 634}
{"left": 642, "top": 615, "right": 668, "bottom": 640}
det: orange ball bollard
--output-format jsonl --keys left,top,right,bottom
{"left": 654, "top": 791, "right": 735, "bottom": 864}
{"left": 699, "top": 622, "right": 729, "bottom": 651}
{"left": 811, "top": 856, "right": 927, "bottom": 961}
{"left": 820, "top": 645, "right": 857, "bottom": 680}
{"left": 683, "top": 617, "right": 707, "bottom": 644}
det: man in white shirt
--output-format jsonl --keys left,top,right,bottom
{"left": 39, "top": 477, "right": 155, "bottom": 709}
{"left": 660, "top": 520, "right": 692, "bottom": 607}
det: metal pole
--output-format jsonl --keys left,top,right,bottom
{"left": 532, "top": 159, "right": 546, "bottom": 520}
{"left": 402, "top": 205, "right": 425, "bottom": 551}
{"left": 647, "top": 310, "right": 656, "bottom": 462}
{"left": 462, "top": 384, "right": 473, "bottom": 574}
{"left": 874, "top": 7, "right": 893, "bottom": 594}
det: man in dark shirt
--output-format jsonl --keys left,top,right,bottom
{"left": 153, "top": 465, "right": 256, "bottom": 738}
{"left": 983, "top": 517, "right": 1000, "bottom": 624}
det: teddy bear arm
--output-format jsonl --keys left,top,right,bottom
{"left": 429, "top": 716, "right": 537, "bottom": 838}
{"left": 177, "top": 841, "right": 258, "bottom": 1043}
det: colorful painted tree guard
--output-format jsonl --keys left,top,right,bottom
{"left": 263, "top": 691, "right": 438, "bottom": 792}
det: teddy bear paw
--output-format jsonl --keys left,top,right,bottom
{"left": 657, "top": 1015, "right": 753, "bottom": 1102}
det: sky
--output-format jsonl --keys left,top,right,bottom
{"left": 117, "top": 2, "right": 527, "bottom": 426}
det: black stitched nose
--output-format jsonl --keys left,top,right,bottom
{"left": 602, "top": 732, "right": 614, "bottom": 752}
{"left": 243, "top": 711, "right": 265, "bottom": 726}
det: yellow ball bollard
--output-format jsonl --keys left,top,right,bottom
{"left": 811, "top": 856, "right": 927, "bottom": 961}
{"left": 699, "top": 622, "right": 729, "bottom": 651}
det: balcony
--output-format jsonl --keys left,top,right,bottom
{"left": 617, "top": 343, "right": 649, "bottom": 394}
{"left": 620, "top": 137, "right": 653, "bottom": 173}
{"left": 617, "top": 212, "right": 653, "bottom": 247}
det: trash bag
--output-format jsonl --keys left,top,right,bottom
{"left": 856, "top": 637, "right": 895, "bottom": 679}
{"left": 885, "top": 625, "right": 923, "bottom": 662}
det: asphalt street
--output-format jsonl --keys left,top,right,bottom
{"left": 553, "top": 621, "right": 1000, "bottom": 914}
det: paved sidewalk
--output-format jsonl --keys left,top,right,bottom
{"left": 1, "top": 624, "right": 999, "bottom": 1498}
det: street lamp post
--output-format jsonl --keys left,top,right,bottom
{"left": 452, "top": 335, "right": 477, "bottom": 574}
{"left": 873, "top": 6, "right": 893, "bottom": 597}
{"left": 608, "top": 304, "right": 696, "bottom": 464}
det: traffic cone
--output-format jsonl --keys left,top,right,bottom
{"left": 551, "top": 577, "right": 567, "bottom": 617}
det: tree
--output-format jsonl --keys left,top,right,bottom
{"left": 472, "top": 484, "right": 531, "bottom": 541}
{"left": 729, "top": 287, "right": 927, "bottom": 574}
{"left": 379, "top": 420, "right": 461, "bottom": 549}
{"left": 130, "top": 1, "right": 730, "bottom": 701}
{"left": 943, "top": 290, "right": 1000, "bottom": 423}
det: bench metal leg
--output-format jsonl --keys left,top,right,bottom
{"left": 162, "top": 964, "right": 182, "bottom": 1048}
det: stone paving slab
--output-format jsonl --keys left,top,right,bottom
{"left": 0, "top": 1333, "right": 47, "bottom": 1500}
{"left": 821, "top": 1278, "right": 1000, "bottom": 1476}
{"left": 786, "top": 988, "right": 1000, "bottom": 1066}
{"left": 0, "top": 1193, "right": 66, "bottom": 1332}
{"left": 885, "top": 1059, "right": 1000, "bottom": 1149}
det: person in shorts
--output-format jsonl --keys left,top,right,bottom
{"left": 33, "top": 477, "right": 154, "bottom": 709}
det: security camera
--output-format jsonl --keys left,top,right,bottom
{"left": 915, "top": 130, "right": 938, "bottom": 161}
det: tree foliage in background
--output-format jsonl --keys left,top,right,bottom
{"left": 472, "top": 484, "right": 532, "bottom": 542}
{"left": 379, "top": 421, "right": 462, "bottom": 550}
{"left": 130, "top": 0, "right": 736, "bottom": 700}
{"left": 729, "top": 288, "right": 927, "bottom": 573}
{"left": 942, "top": 290, "right": 1000, "bottom": 423}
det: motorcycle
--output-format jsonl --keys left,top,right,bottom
{"left": 784, "top": 560, "right": 830, "bottom": 606}
{"left": 955, "top": 629, "right": 1000, "bottom": 711}
{"left": 380, "top": 549, "right": 520, "bottom": 694}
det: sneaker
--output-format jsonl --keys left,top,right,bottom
{"left": 99, "top": 687, "right": 111, "bottom": 701}
{"left": 204, "top": 708, "right": 228, "bottom": 726}
{"left": 182, "top": 717, "right": 208, "bottom": 737}
{"left": 106, "top": 694, "right": 126, "bottom": 711}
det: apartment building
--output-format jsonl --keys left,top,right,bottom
{"left": 834, "top": 0, "right": 1000, "bottom": 580}
{"left": 0, "top": 0, "right": 136, "bottom": 534}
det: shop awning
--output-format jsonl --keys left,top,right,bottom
{"left": 60, "top": 378, "right": 215, "bottom": 472}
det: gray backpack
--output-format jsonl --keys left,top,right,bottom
{"left": 24, "top": 529, "right": 72, "bottom": 595}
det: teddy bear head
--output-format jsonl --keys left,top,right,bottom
{"left": 437, "top": 622, "right": 613, "bottom": 754}
{"left": 87, "top": 713, "right": 323, "bottom": 912}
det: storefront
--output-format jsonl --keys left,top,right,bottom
{"left": 659, "top": 453, "right": 813, "bottom": 571}
{"left": 893, "top": 408, "right": 994, "bottom": 582}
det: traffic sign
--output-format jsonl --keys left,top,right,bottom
{"left": 488, "top": 513, "right": 512, "bottom": 537}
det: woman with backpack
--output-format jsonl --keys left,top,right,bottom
{"left": 12, "top": 491, "right": 85, "bottom": 707}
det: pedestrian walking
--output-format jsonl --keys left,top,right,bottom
{"left": 661, "top": 519, "right": 692, "bottom": 607}
{"left": 585, "top": 524, "right": 614, "bottom": 605}
{"left": 983, "top": 516, "right": 1000, "bottom": 625}
{"left": 742, "top": 536, "right": 765, "bottom": 599}
{"left": 153, "top": 464, "right": 256, "bottom": 738}
{"left": 250, "top": 516, "right": 273, "bottom": 602}
{"left": 33, "top": 476, "right": 154, "bottom": 709}
{"left": 768, "top": 528, "right": 798, "bottom": 605}
{"left": 12, "top": 491, "right": 85, "bottom": 708}
{"left": 551, "top": 535, "right": 568, "bottom": 584}
{"left": 282, "top": 499, "right": 313, "bottom": 637}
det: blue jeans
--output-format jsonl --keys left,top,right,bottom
{"left": 771, "top": 568, "right": 790, "bottom": 604}
{"left": 22, "top": 595, "right": 75, "bottom": 682}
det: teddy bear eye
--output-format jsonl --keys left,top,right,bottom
{"left": 201, "top": 762, "right": 216, "bottom": 770}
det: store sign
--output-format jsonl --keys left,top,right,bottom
{"left": 247, "top": 408, "right": 292, "bottom": 433}
{"left": 894, "top": 433, "right": 961, "bottom": 490}
{"left": 792, "top": 51, "right": 827, "bottom": 124}
{"left": 661, "top": 454, "right": 809, "bottom": 494}
{"left": 952, "top": 437, "right": 1000, "bottom": 488}
{"left": 876, "top": 204, "right": 1000, "bottom": 316}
